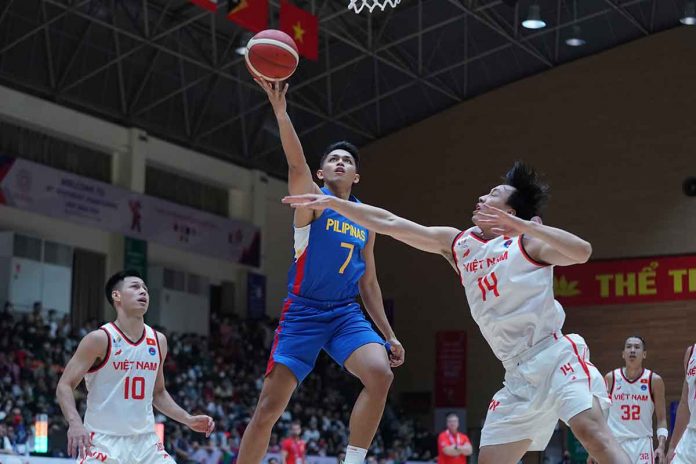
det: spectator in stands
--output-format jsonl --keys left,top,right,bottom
{"left": 282, "top": 420, "right": 306, "bottom": 464}
{"left": 0, "top": 305, "right": 429, "bottom": 461}
{"left": 437, "top": 413, "right": 472, "bottom": 464}
{"left": 0, "top": 422, "right": 15, "bottom": 455}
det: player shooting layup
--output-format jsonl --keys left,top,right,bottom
{"left": 284, "top": 162, "right": 631, "bottom": 464}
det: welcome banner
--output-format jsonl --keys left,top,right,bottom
{"left": 0, "top": 156, "right": 260, "bottom": 266}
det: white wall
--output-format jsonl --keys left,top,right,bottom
{"left": 0, "top": 84, "right": 290, "bottom": 319}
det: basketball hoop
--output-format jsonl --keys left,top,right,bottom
{"left": 348, "top": 0, "right": 401, "bottom": 14}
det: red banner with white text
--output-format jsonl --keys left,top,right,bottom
{"left": 554, "top": 255, "right": 696, "bottom": 307}
{"left": 435, "top": 331, "right": 467, "bottom": 407}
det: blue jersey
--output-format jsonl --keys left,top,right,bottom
{"left": 287, "top": 187, "right": 369, "bottom": 302}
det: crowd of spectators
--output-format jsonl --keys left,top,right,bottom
{"left": 0, "top": 302, "right": 437, "bottom": 463}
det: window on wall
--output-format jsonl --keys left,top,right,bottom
{"left": 0, "top": 120, "right": 112, "bottom": 182}
{"left": 145, "top": 165, "right": 228, "bottom": 217}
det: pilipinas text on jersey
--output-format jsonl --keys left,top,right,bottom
{"left": 287, "top": 187, "right": 369, "bottom": 302}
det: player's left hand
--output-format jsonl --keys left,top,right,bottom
{"left": 476, "top": 204, "right": 532, "bottom": 236}
{"left": 387, "top": 338, "right": 405, "bottom": 367}
{"left": 282, "top": 194, "right": 334, "bottom": 210}
{"left": 654, "top": 446, "right": 666, "bottom": 464}
{"left": 185, "top": 415, "right": 215, "bottom": 437}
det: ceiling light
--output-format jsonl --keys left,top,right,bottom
{"left": 681, "top": 1, "right": 696, "bottom": 25}
{"left": 522, "top": 4, "right": 546, "bottom": 29}
{"left": 235, "top": 33, "right": 254, "bottom": 56}
{"left": 565, "top": 25, "right": 586, "bottom": 46}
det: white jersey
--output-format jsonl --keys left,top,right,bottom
{"left": 452, "top": 229, "right": 565, "bottom": 362}
{"left": 687, "top": 344, "right": 696, "bottom": 430}
{"left": 607, "top": 368, "right": 655, "bottom": 440}
{"left": 83, "top": 323, "right": 161, "bottom": 436}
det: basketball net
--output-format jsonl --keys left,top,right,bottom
{"left": 348, "top": 0, "right": 401, "bottom": 14}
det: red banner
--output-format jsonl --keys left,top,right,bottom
{"left": 435, "top": 331, "right": 467, "bottom": 407}
{"left": 554, "top": 254, "right": 696, "bottom": 307}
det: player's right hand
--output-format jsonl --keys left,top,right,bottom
{"left": 255, "top": 78, "right": 288, "bottom": 116}
{"left": 387, "top": 338, "right": 405, "bottom": 368}
{"left": 67, "top": 422, "right": 91, "bottom": 458}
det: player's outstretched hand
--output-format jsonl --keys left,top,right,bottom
{"left": 282, "top": 193, "right": 334, "bottom": 210}
{"left": 476, "top": 203, "right": 532, "bottom": 237}
{"left": 387, "top": 338, "right": 405, "bottom": 367}
{"left": 67, "top": 422, "right": 91, "bottom": 458}
{"left": 186, "top": 415, "right": 216, "bottom": 438}
{"left": 255, "top": 78, "right": 288, "bottom": 116}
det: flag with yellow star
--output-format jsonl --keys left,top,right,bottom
{"left": 227, "top": 0, "right": 268, "bottom": 33}
{"left": 280, "top": 0, "right": 318, "bottom": 61}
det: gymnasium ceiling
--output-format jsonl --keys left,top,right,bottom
{"left": 0, "top": 0, "right": 690, "bottom": 178}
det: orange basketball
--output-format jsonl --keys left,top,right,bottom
{"left": 245, "top": 29, "right": 299, "bottom": 81}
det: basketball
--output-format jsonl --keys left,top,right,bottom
{"left": 245, "top": 29, "right": 299, "bottom": 81}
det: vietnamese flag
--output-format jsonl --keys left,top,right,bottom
{"left": 146, "top": 338, "right": 157, "bottom": 346}
{"left": 227, "top": 0, "right": 269, "bottom": 33}
{"left": 280, "top": 0, "right": 319, "bottom": 61}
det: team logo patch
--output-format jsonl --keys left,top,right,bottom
{"left": 503, "top": 239, "right": 513, "bottom": 248}
{"left": 641, "top": 385, "right": 647, "bottom": 391}
{"left": 149, "top": 347, "right": 157, "bottom": 356}
{"left": 112, "top": 335, "right": 123, "bottom": 350}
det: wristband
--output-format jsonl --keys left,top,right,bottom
{"left": 657, "top": 427, "right": 668, "bottom": 439}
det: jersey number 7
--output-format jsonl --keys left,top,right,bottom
{"left": 339, "top": 242, "right": 354, "bottom": 274}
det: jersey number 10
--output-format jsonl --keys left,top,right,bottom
{"left": 124, "top": 376, "right": 146, "bottom": 400}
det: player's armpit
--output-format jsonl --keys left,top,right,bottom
{"left": 60, "top": 329, "right": 109, "bottom": 388}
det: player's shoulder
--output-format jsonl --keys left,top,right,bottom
{"left": 77, "top": 328, "right": 109, "bottom": 355}
{"left": 83, "top": 327, "right": 109, "bottom": 344}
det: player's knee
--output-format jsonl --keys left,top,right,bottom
{"left": 252, "top": 396, "right": 285, "bottom": 426}
{"left": 362, "top": 364, "right": 393, "bottom": 392}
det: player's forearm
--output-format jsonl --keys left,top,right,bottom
{"left": 359, "top": 279, "right": 395, "bottom": 340}
{"left": 56, "top": 382, "right": 83, "bottom": 426}
{"left": 328, "top": 198, "right": 402, "bottom": 236}
{"left": 668, "top": 402, "right": 689, "bottom": 452}
{"left": 276, "top": 113, "right": 308, "bottom": 170}
{"left": 460, "top": 444, "right": 473, "bottom": 456}
{"left": 524, "top": 221, "right": 592, "bottom": 263}
{"left": 153, "top": 389, "right": 191, "bottom": 425}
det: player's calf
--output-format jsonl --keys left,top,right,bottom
{"left": 569, "top": 404, "right": 631, "bottom": 464}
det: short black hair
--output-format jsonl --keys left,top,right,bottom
{"left": 319, "top": 141, "right": 360, "bottom": 171}
{"left": 105, "top": 270, "right": 144, "bottom": 306}
{"left": 502, "top": 161, "right": 550, "bottom": 220}
{"left": 625, "top": 335, "right": 647, "bottom": 350}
